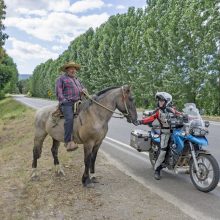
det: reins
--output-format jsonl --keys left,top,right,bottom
{"left": 82, "top": 86, "right": 130, "bottom": 119}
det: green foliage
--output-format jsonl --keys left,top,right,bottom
{"left": 0, "top": 1, "right": 18, "bottom": 98}
{"left": 17, "top": 79, "right": 30, "bottom": 94}
{"left": 0, "top": 49, "right": 19, "bottom": 97}
{"left": 0, "top": 97, "right": 27, "bottom": 120}
{"left": 0, "top": 0, "right": 8, "bottom": 47}
{"left": 30, "top": 1, "right": 220, "bottom": 115}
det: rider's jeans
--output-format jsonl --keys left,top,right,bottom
{"left": 61, "top": 102, "right": 74, "bottom": 143}
{"left": 154, "top": 129, "right": 171, "bottom": 170}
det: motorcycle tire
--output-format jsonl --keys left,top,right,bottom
{"left": 189, "top": 153, "right": 220, "bottom": 193}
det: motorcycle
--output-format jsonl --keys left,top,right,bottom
{"left": 130, "top": 103, "right": 220, "bottom": 192}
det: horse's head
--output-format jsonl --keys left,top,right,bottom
{"left": 116, "top": 85, "right": 138, "bottom": 124}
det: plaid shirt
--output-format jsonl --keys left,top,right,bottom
{"left": 56, "top": 74, "right": 84, "bottom": 103}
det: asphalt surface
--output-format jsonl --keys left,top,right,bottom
{"left": 13, "top": 95, "right": 220, "bottom": 220}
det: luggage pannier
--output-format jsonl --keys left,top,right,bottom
{"left": 130, "top": 129, "right": 151, "bottom": 152}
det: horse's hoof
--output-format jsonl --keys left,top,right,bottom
{"left": 55, "top": 165, "right": 65, "bottom": 177}
{"left": 84, "top": 182, "right": 95, "bottom": 188}
{"left": 55, "top": 170, "right": 65, "bottom": 177}
{"left": 83, "top": 177, "right": 95, "bottom": 188}
{"left": 31, "top": 173, "right": 40, "bottom": 181}
{"left": 91, "top": 177, "right": 99, "bottom": 183}
{"left": 31, "top": 169, "right": 40, "bottom": 181}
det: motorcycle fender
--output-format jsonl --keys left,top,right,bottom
{"left": 196, "top": 150, "right": 210, "bottom": 156}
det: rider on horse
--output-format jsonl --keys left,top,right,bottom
{"left": 56, "top": 61, "right": 87, "bottom": 152}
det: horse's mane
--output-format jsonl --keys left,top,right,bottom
{"left": 95, "top": 86, "right": 120, "bottom": 97}
{"left": 80, "top": 86, "right": 120, "bottom": 111}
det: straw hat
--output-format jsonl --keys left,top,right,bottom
{"left": 59, "top": 61, "right": 81, "bottom": 72}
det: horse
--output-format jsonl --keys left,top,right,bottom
{"left": 31, "top": 85, "right": 137, "bottom": 187}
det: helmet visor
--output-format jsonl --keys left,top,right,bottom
{"left": 156, "top": 95, "right": 166, "bottom": 101}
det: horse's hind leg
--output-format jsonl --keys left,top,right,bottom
{"left": 51, "top": 138, "right": 65, "bottom": 176}
{"left": 31, "top": 131, "right": 47, "bottom": 179}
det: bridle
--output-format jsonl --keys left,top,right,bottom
{"left": 82, "top": 86, "right": 130, "bottom": 119}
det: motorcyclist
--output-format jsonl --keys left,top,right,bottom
{"left": 137, "top": 92, "right": 182, "bottom": 180}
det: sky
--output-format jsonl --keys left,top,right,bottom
{"left": 3, "top": 0, "right": 147, "bottom": 75}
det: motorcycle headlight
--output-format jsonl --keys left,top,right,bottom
{"left": 192, "top": 128, "right": 201, "bottom": 136}
{"left": 191, "top": 127, "right": 208, "bottom": 136}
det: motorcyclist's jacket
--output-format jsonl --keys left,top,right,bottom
{"left": 141, "top": 107, "right": 182, "bottom": 129}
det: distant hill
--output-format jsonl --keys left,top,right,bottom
{"left": 19, "top": 74, "right": 31, "bottom": 80}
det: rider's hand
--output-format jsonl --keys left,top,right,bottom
{"left": 182, "top": 113, "right": 188, "bottom": 123}
{"left": 134, "top": 120, "right": 143, "bottom": 126}
{"left": 80, "top": 89, "right": 88, "bottom": 97}
{"left": 82, "top": 88, "right": 88, "bottom": 94}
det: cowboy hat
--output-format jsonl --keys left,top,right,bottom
{"left": 59, "top": 61, "right": 81, "bottom": 72}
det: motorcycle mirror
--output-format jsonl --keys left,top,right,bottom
{"left": 204, "top": 121, "right": 210, "bottom": 128}
{"left": 199, "top": 109, "right": 205, "bottom": 115}
{"left": 143, "top": 99, "right": 149, "bottom": 107}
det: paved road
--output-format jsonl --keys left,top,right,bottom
{"left": 13, "top": 95, "right": 220, "bottom": 220}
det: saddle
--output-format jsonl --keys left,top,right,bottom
{"left": 51, "top": 100, "right": 82, "bottom": 126}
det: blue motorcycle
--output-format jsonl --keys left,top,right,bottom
{"left": 131, "top": 103, "right": 220, "bottom": 192}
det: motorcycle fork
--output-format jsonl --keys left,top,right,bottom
{"left": 189, "top": 142, "right": 199, "bottom": 173}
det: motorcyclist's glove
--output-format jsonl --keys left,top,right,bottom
{"left": 134, "top": 120, "right": 143, "bottom": 126}
{"left": 138, "top": 120, "right": 143, "bottom": 125}
{"left": 182, "top": 113, "right": 188, "bottom": 123}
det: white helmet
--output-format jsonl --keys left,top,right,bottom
{"left": 155, "top": 92, "right": 172, "bottom": 107}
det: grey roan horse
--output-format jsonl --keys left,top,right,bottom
{"left": 32, "top": 85, "right": 137, "bottom": 187}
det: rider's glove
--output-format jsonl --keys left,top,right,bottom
{"left": 135, "top": 120, "right": 143, "bottom": 126}
{"left": 182, "top": 113, "right": 188, "bottom": 123}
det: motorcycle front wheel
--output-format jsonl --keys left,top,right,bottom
{"left": 189, "top": 153, "right": 220, "bottom": 192}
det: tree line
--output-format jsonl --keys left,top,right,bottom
{"left": 0, "top": 0, "right": 18, "bottom": 99}
{"left": 18, "top": 1, "right": 220, "bottom": 115}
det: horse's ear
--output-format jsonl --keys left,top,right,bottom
{"left": 124, "top": 85, "right": 131, "bottom": 94}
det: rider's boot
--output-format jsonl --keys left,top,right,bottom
{"left": 65, "top": 141, "right": 78, "bottom": 152}
{"left": 154, "top": 165, "right": 162, "bottom": 180}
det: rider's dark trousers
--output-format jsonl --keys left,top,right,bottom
{"left": 61, "top": 102, "right": 74, "bottom": 143}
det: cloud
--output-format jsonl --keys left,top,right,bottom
{"left": 5, "top": 0, "right": 70, "bottom": 14}
{"left": 52, "top": 45, "right": 64, "bottom": 51}
{"left": 7, "top": 38, "right": 58, "bottom": 61}
{"left": 15, "top": 8, "right": 48, "bottom": 17}
{"left": 6, "top": 38, "right": 59, "bottom": 74}
{"left": 4, "top": 0, "right": 110, "bottom": 45}
{"left": 106, "top": 3, "right": 113, "bottom": 7}
{"left": 116, "top": 5, "right": 126, "bottom": 10}
{"left": 47, "top": 0, "right": 70, "bottom": 12}
{"left": 5, "top": 0, "right": 106, "bottom": 14}
{"left": 5, "top": 12, "right": 109, "bottom": 43}
{"left": 69, "top": 0, "right": 105, "bottom": 13}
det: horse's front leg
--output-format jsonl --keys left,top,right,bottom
{"left": 82, "top": 145, "right": 93, "bottom": 187}
{"left": 90, "top": 151, "right": 98, "bottom": 174}
{"left": 90, "top": 143, "right": 101, "bottom": 183}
